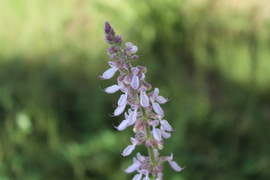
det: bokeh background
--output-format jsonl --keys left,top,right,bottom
{"left": 0, "top": 0, "right": 270, "bottom": 179}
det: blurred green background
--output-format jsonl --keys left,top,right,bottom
{"left": 0, "top": 0, "right": 270, "bottom": 179}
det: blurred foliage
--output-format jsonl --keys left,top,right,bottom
{"left": 0, "top": 0, "right": 270, "bottom": 179}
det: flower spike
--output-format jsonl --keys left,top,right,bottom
{"left": 98, "top": 21, "right": 184, "bottom": 180}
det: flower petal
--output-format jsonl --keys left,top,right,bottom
{"left": 152, "top": 102, "right": 164, "bottom": 115}
{"left": 117, "top": 120, "right": 129, "bottom": 131}
{"left": 156, "top": 95, "right": 168, "bottom": 104}
{"left": 132, "top": 173, "right": 142, "bottom": 180}
{"left": 128, "top": 109, "right": 138, "bottom": 125}
{"left": 101, "top": 66, "right": 118, "bottom": 79}
{"left": 131, "top": 75, "right": 139, "bottom": 89}
{"left": 151, "top": 88, "right": 159, "bottom": 100}
{"left": 162, "top": 131, "right": 171, "bottom": 139}
{"left": 125, "top": 42, "right": 133, "bottom": 47}
{"left": 153, "top": 127, "right": 162, "bottom": 142}
{"left": 105, "top": 84, "right": 120, "bottom": 93}
{"left": 161, "top": 120, "right": 172, "bottom": 131}
{"left": 169, "top": 161, "right": 183, "bottom": 172}
{"left": 140, "top": 91, "right": 149, "bottom": 107}
{"left": 124, "top": 158, "right": 141, "bottom": 173}
{"left": 152, "top": 120, "right": 159, "bottom": 126}
{"left": 131, "top": 45, "right": 138, "bottom": 53}
{"left": 114, "top": 104, "right": 127, "bottom": 116}
{"left": 118, "top": 93, "right": 127, "bottom": 107}
{"left": 122, "top": 144, "right": 135, "bottom": 156}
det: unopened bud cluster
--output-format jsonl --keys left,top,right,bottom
{"left": 98, "top": 21, "right": 185, "bottom": 180}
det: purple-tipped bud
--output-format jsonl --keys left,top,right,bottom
{"left": 124, "top": 74, "right": 132, "bottom": 83}
{"left": 152, "top": 88, "right": 159, "bottom": 100}
{"left": 119, "top": 56, "right": 125, "bottom": 63}
{"left": 131, "top": 55, "right": 139, "bottom": 60}
{"left": 107, "top": 46, "right": 114, "bottom": 55}
{"left": 114, "top": 35, "right": 123, "bottom": 45}
{"left": 138, "top": 66, "right": 147, "bottom": 74}
{"left": 109, "top": 28, "right": 115, "bottom": 36}
{"left": 104, "top": 21, "right": 112, "bottom": 34}
{"left": 131, "top": 67, "right": 140, "bottom": 75}
{"left": 117, "top": 74, "right": 125, "bottom": 82}
{"left": 105, "top": 34, "right": 114, "bottom": 42}
{"left": 124, "top": 62, "right": 130, "bottom": 69}
{"left": 142, "top": 82, "right": 152, "bottom": 90}
{"left": 114, "top": 46, "right": 120, "bottom": 52}
{"left": 110, "top": 54, "right": 117, "bottom": 60}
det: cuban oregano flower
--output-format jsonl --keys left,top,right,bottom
{"left": 98, "top": 21, "right": 185, "bottom": 180}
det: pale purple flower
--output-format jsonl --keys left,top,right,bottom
{"left": 131, "top": 67, "right": 140, "bottom": 89}
{"left": 152, "top": 102, "right": 164, "bottom": 115}
{"left": 131, "top": 74, "right": 140, "bottom": 89}
{"left": 122, "top": 137, "right": 138, "bottom": 156}
{"left": 124, "top": 153, "right": 143, "bottom": 173}
{"left": 112, "top": 92, "right": 128, "bottom": 116}
{"left": 97, "top": 66, "right": 118, "bottom": 80}
{"left": 166, "top": 154, "right": 185, "bottom": 172}
{"left": 116, "top": 119, "right": 129, "bottom": 131}
{"left": 114, "top": 105, "right": 126, "bottom": 116}
{"left": 104, "top": 84, "right": 120, "bottom": 93}
{"left": 128, "top": 106, "right": 138, "bottom": 126}
{"left": 160, "top": 126, "right": 171, "bottom": 139}
{"left": 140, "top": 89, "right": 149, "bottom": 107}
{"left": 160, "top": 120, "right": 173, "bottom": 131}
{"left": 118, "top": 93, "right": 127, "bottom": 107}
{"left": 126, "top": 42, "right": 138, "bottom": 54}
{"left": 132, "top": 173, "right": 142, "bottom": 180}
{"left": 148, "top": 88, "right": 170, "bottom": 115}
{"left": 152, "top": 120, "right": 162, "bottom": 142}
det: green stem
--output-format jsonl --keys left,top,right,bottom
{"left": 141, "top": 107, "right": 157, "bottom": 179}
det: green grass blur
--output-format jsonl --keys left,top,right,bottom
{"left": 0, "top": 0, "right": 269, "bottom": 179}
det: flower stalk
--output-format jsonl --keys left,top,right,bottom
{"left": 142, "top": 107, "right": 157, "bottom": 167}
{"left": 98, "top": 21, "right": 185, "bottom": 180}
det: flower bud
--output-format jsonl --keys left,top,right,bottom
{"left": 110, "top": 54, "right": 117, "bottom": 60}
{"left": 104, "top": 21, "right": 112, "bottom": 34}
{"left": 157, "top": 143, "right": 163, "bottom": 150}
{"left": 131, "top": 55, "right": 139, "bottom": 60}
{"left": 138, "top": 66, "right": 147, "bottom": 74}
{"left": 109, "top": 28, "right": 115, "bottom": 36}
{"left": 142, "top": 81, "right": 152, "bottom": 90}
